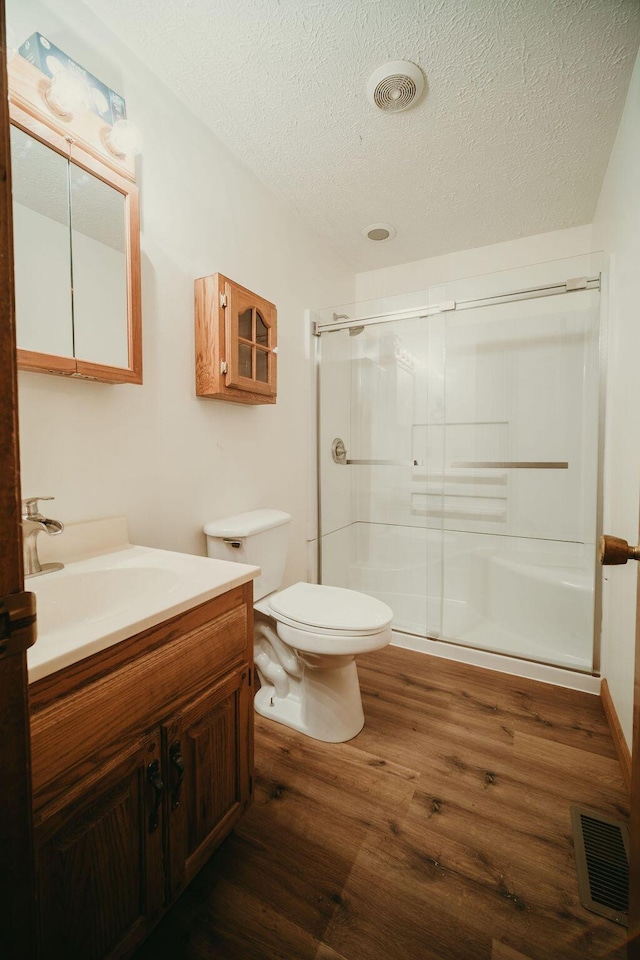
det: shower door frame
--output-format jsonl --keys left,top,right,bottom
{"left": 315, "top": 273, "right": 605, "bottom": 676}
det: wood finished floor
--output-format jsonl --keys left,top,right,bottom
{"left": 134, "top": 646, "right": 631, "bottom": 960}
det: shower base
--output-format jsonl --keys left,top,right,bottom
{"left": 390, "top": 630, "right": 600, "bottom": 695}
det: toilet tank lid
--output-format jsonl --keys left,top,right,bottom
{"left": 203, "top": 509, "right": 292, "bottom": 538}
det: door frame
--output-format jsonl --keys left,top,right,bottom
{"left": 0, "top": 4, "right": 37, "bottom": 957}
{"left": 629, "top": 556, "right": 640, "bottom": 951}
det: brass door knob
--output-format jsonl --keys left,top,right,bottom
{"left": 599, "top": 535, "right": 640, "bottom": 565}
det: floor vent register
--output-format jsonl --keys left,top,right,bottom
{"left": 571, "top": 806, "right": 629, "bottom": 926}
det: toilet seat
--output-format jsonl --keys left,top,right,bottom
{"left": 276, "top": 619, "right": 393, "bottom": 656}
{"left": 264, "top": 582, "right": 393, "bottom": 656}
{"left": 267, "top": 582, "right": 393, "bottom": 636}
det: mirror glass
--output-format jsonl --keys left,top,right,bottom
{"left": 10, "top": 125, "right": 74, "bottom": 357}
{"left": 70, "top": 163, "right": 128, "bottom": 367}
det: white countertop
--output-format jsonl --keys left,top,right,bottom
{"left": 28, "top": 544, "right": 259, "bottom": 683}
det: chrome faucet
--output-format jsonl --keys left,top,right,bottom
{"left": 21, "top": 497, "right": 64, "bottom": 578}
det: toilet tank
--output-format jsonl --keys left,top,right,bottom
{"left": 203, "top": 509, "right": 292, "bottom": 601}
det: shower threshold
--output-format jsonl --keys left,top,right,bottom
{"left": 389, "top": 630, "right": 600, "bottom": 695}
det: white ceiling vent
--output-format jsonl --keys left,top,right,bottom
{"left": 367, "top": 60, "right": 425, "bottom": 113}
{"left": 363, "top": 222, "right": 396, "bottom": 242}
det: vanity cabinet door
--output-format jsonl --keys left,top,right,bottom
{"left": 164, "top": 665, "right": 253, "bottom": 901}
{"left": 35, "top": 733, "right": 165, "bottom": 960}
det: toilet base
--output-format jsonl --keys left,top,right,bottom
{"left": 254, "top": 658, "right": 365, "bottom": 743}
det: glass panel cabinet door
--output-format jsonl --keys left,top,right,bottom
{"left": 195, "top": 273, "right": 277, "bottom": 405}
{"left": 226, "top": 283, "right": 277, "bottom": 399}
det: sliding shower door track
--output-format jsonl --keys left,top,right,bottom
{"left": 314, "top": 275, "right": 600, "bottom": 335}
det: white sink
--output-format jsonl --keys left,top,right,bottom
{"left": 35, "top": 567, "right": 180, "bottom": 632}
{"left": 28, "top": 544, "right": 259, "bottom": 683}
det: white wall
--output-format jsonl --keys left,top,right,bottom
{"left": 9, "top": 0, "right": 354, "bottom": 588}
{"left": 593, "top": 48, "right": 640, "bottom": 750}
{"left": 355, "top": 224, "right": 595, "bottom": 302}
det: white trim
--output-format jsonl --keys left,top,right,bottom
{"left": 391, "top": 631, "right": 601, "bottom": 695}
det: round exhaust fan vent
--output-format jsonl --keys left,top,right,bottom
{"left": 367, "top": 60, "right": 425, "bottom": 113}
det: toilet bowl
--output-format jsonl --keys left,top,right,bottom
{"left": 255, "top": 582, "right": 392, "bottom": 741}
{"left": 203, "top": 510, "right": 393, "bottom": 742}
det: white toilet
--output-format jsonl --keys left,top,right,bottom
{"left": 203, "top": 509, "right": 393, "bottom": 742}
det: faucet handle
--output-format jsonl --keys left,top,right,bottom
{"left": 22, "top": 496, "right": 55, "bottom": 519}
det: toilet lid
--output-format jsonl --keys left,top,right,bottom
{"left": 268, "top": 582, "right": 393, "bottom": 635}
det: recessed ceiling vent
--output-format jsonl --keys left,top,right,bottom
{"left": 367, "top": 60, "right": 425, "bottom": 113}
{"left": 363, "top": 223, "right": 396, "bottom": 242}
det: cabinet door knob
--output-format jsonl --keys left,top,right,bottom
{"left": 146, "top": 759, "right": 164, "bottom": 833}
{"left": 169, "top": 741, "right": 185, "bottom": 809}
{"left": 600, "top": 535, "right": 640, "bottom": 565}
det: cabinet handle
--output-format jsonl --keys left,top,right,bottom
{"left": 169, "top": 741, "right": 185, "bottom": 809}
{"left": 146, "top": 759, "right": 164, "bottom": 833}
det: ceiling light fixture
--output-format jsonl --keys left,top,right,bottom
{"left": 363, "top": 222, "right": 396, "bottom": 242}
{"left": 367, "top": 60, "right": 425, "bottom": 113}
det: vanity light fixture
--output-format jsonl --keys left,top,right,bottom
{"left": 44, "top": 66, "right": 91, "bottom": 119}
{"left": 106, "top": 118, "right": 143, "bottom": 158}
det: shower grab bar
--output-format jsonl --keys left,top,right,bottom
{"left": 451, "top": 461, "right": 569, "bottom": 469}
{"left": 332, "top": 437, "right": 422, "bottom": 467}
{"left": 345, "top": 458, "right": 423, "bottom": 466}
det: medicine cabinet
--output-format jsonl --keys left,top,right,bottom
{"left": 9, "top": 56, "right": 142, "bottom": 384}
{"left": 195, "top": 273, "right": 277, "bottom": 404}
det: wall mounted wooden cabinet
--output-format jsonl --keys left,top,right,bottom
{"left": 9, "top": 54, "right": 142, "bottom": 384}
{"left": 195, "top": 273, "right": 277, "bottom": 404}
{"left": 29, "top": 584, "right": 254, "bottom": 959}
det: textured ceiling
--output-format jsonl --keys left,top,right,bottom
{"left": 79, "top": 0, "right": 640, "bottom": 271}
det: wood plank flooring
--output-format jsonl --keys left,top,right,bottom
{"left": 134, "top": 646, "right": 631, "bottom": 960}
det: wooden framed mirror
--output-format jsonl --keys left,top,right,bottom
{"left": 9, "top": 57, "right": 141, "bottom": 384}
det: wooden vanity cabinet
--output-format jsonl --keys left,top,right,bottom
{"left": 29, "top": 582, "right": 254, "bottom": 960}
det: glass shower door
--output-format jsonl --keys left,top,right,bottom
{"left": 317, "top": 267, "right": 600, "bottom": 674}
{"left": 439, "top": 288, "right": 600, "bottom": 670}
{"left": 319, "top": 314, "right": 444, "bottom": 640}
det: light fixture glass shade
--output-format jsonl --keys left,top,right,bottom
{"left": 107, "top": 119, "right": 142, "bottom": 158}
{"left": 46, "top": 67, "right": 91, "bottom": 117}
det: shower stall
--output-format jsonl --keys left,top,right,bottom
{"left": 315, "top": 258, "right": 602, "bottom": 674}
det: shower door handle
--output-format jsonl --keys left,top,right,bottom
{"left": 331, "top": 438, "right": 422, "bottom": 467}
{"left": 600, "top": 535, "right": 640, "bottom": 565}
{"left": 344, "top": 458, "right": 424, "bottom": 466}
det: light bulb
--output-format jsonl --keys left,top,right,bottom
{"left": 45, "top": 67, "right": 90, "bottom": 118}
{"left": 106, "top": 119, "right": 142, "bottom": 158}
